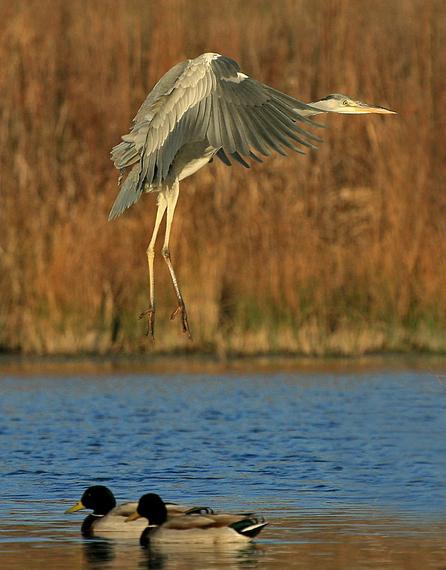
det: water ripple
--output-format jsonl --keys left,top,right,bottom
{"left": 0, "top": 369, "right": 445, "bottom": 567}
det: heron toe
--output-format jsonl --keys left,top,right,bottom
{"left": 170, "top": 304, "right": 192, "bottom": 339}
{"left": 138, "top": 307, "right": 156, "bottom": 339}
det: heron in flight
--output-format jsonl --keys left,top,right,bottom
{"left": 109, "top": 52, "right": 395, "bottom": 339}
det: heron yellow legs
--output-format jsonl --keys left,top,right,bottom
{"left": 162, "top": 183, "right": 192, "bottom": 338}
{"left": 139, "top": 182, "right": 191, "bottom": 340}
{"left": 139, "top": 194, "right": 167, "bottom": 338}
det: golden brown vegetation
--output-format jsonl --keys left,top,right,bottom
{"left": 0, "top": 0, "right": 445, "bottom": 355}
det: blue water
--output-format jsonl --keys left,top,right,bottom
{"left": 0, "top": 367, "right": 445, "bottom": 567}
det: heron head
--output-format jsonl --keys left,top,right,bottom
{"left": 311, "top": 93, "right": 396, "bottom": 115}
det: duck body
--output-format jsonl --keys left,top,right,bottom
{"left": 128, "top": 493, "right": 268, "bottom": 546}
{"left": 140, "top": 514, "right": 268, "bottom": 545}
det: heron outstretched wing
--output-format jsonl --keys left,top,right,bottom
{"left": 207, "top": 55, "right": 321, "bottom": 168}
{"left": 109, "top": 54, "right": 320, "bottom": 219}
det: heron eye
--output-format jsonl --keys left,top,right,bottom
{"left": 342, "top": 99, "right": 349, "bottom": 106}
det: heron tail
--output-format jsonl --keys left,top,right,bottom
{"left": 108, "top": 163, "right": 143, "bottom": 220}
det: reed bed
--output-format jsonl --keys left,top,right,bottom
{"left": 0, "top": 0, "right": 445, "bottom": 355}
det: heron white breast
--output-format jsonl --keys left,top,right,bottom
{"left": 175, "top": 143, "right": 217, "bottom": 182}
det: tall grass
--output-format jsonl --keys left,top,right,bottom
{"left": 0, "top": 0, "right": 445, "bottom": 355}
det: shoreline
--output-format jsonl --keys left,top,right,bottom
{"left": 1, "top": 350, "right": 445, "bottom": 376}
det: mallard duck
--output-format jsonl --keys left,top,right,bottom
{"left": 126, "top": 493, "right": 268, "bottom": 546}
{"left": 65, "top": 485, "right": 214, "bottom": 537}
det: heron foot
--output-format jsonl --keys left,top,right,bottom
{"left": 138, "top": 307, "right": 155, "bottom": 340}
{"left": 170, "top": 303, "right": 192, "bottom": 340}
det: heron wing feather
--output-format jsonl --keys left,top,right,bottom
{"left": 207, "top": 57, "right": 321, "bottom": 165}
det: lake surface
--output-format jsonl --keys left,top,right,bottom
{"left": 0, "top": 361, "right": 445, "bottom": 568}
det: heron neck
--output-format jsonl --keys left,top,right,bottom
{"left": 298, "top": 100, "right": 332, "bottom": 117}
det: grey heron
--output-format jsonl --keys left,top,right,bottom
{"left": 109, "top": 52, "right": 395, "bottom": 339}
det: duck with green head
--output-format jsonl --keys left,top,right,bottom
{"left": 65, "top": 485, "right": 214, "bottom": 537}
{"left": 126, "top": 493, "right": 268, "bottom": 546}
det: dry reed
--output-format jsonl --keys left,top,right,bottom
{"left": 0, "top": 0, "right": 445, "bottom": 355}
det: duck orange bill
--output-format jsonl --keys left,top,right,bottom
{"left": 65, "top": 501, "right": 85, "bottom": 514}
{"left": 125, "top": 512, "right": 142, "bottom": 522}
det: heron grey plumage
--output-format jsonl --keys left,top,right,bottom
{"left": 109, "top": 52, "right": 395, "bottom": 339}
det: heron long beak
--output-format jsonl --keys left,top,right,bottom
{"left": 354, "top": 103, "right": 396, "bottom": 114}
{"left": 65, "top": 500, "right": 85, "bottom": 514}
{"left": 125, "top": 512, "right": 142, "bottom": 522}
